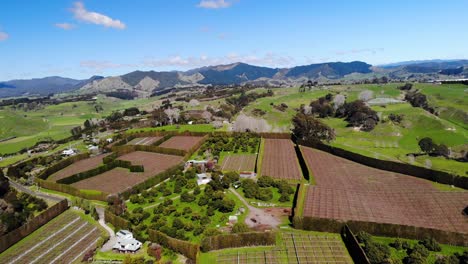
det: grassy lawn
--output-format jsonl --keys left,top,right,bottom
{"left": 94, "top": 241, "right": 159, "bottom": 262}
{"left": 321, "top": 102, "right": 467, "bottom": 176}
{"left": 236, "top": 186, "right": 294, "bottom": 208}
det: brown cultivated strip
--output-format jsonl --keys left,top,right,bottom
{"left": 49, "top": 153, "right": 111, "bottom": 182}
{"left": 117, "top": 151, "right": 183, "bottom": 178}
{"left": 221, "top": 154, "right": 257, "bottom": 172}
{"left": 71, "top": 151, "right": 183, "bottom": 194}
{"left": 261, "top": 139, "right": 302, "bottom": 180}
{"left": 126, "top": 136, "right": 162, "bottom": 146}
{"left": 301, "top": 146, "right": 468, "bottom": 234}
{"left": 159, "top": 136, "right": 204, "bottom": 151}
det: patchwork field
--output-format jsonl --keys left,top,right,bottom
{"left": 205, "top": 232, "right": 352, "bottom": 264}
{"left": 261, "top": 139, "right": 302, "bottom": 181}
{"left": 159, "top": 136, "right": 205, "bottom": 151}
{"left": 71, "top": 151, "right": 183, "bottom": 193}
{"left": 221, "top": 154, "right": 257, "bottom": 172}
{"left": 126, "top": 136, "right": 162, "bottom": 146}
{"left": 48, "top": 153, "right": 111, "bottom": 181}
{"left": 301, "top": 146, "right": 468, "bottom": 234}
{"left": 0, "top": 210, "right": 101, "bottom": 264}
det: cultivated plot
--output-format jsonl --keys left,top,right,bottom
{"left": 0, "top": 210, "right": 101, "bottom": 264}
{"left": 282, "top": 233, "right": 353, "bottom": 264}
{"left": 221, "top": 154, "right": 257, "bottom": 172}
{"left": 301, "top": 146, "right": 468, "bottom": 234}
{"left": 261, "top": 139, "right": 302, "bottom": 180}
{"left": 71, "top": 151, "right": 183, "bottom": 194}
{"left": 126, "top": 136, "right": 162, "bottom": 146}
{"left": 215, "top": 232, "right": 352, "bottom": 264}
{"left": 48, "top": 153, "right": 111, "bottom": 182}
{"left": 159, "top": 136, "right": 204, "bottom": 151}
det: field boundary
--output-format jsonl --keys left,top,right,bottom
{"left": 292, "top": 215, "right": 468, "bottom": 246}
{"left": 36, "top": 179, "right": 109, "bottom": 201}
{"left": 298, "top": 140, "right": 468, "bottom": 189}
{"left": 149, "top": 229, "right": 200, "bottom": 261}
{"left": 341, "top": 225, "right": 370, "bottom": 264}
{"left": 201, "top": 232, "right": 276, "bottom": 252}
{"left": 0, "top": 199, "right": 69, "bottom": 253}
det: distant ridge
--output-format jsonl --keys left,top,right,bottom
{"left": 1, "top": 59, "right": 467, "bottom": 98}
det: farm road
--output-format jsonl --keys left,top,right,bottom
{"left": 7, "top": 177, "right": 63, "bottom": 202}
{"left": 229, "top": 188, "right": 280, "bottom": 229}
{"left": 96, "top": 206, "right": 117, "bottom": 252}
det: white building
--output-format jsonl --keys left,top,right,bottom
{"left": 61, "top": 149, "right": 76, "bottom": 156}
{"left": 196, "top": 173, "right": 211, "bottom": 185}
{"left": 113, "top": 230, "right": 142, "bottom": 253}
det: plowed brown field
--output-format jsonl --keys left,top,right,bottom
{"left": 301, "top": 146, "right": 468, "bottom": 234}
{"left": 159, "top": 136, "right": 204, "bottom": 151}
{"left": 71, "top": 151, "right": 183, "bottom": 193}
{"left": 261, "top": 139, "right": 302, "bottom": 180}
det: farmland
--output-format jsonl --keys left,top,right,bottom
{"left": 159, "top": 136, "right": 205, "bottom": 151}
{"left": 200, "top": 231, "right": 353, "bottom": 264}
{"left": 0, "top": 209, "right": 102, "bottom": 264}
{"left": 243, "top": 84, "right": 468, "bottom": 176}
{"left": 300, "top": 146, "right": 468, "bottom": 234}
{"left": 126, "top": 136, "right": 163, "bottom": 146}
{"left": 260, "top": 139, "right": 302, "bottom": 181}
{"left": 70, "top": 151, "right": 183, "bottom": 193}
{"left": 221, "top": 154, "right": 257, "bottom": 172}
{"left": 48, "top": 153, "right": 111, "bottom": 181}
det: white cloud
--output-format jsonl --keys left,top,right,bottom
{"left": 54, "top": 23, "right": 76, "bottom": 30}
{"left": 197, "top": 0, "right": 233, "bottom": 9}
{"left": 0, "top": 31, "right": 9, "bottom": 41}
{"left": 143, "top": 52, "right": 295, "bottom": 68}
{"left": 71, "top": 2, "right": 126, "bottom": 29}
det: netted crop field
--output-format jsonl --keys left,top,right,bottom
{"left": 0, "top": 210, "right": 101, "bottom": 264}
{"left": 159, "top": 136, "right": 205, "bottom": 151}
{"left": 221, "top": 154, "right": 257, "bottom": 172}
{"left": 126, "top": 136, "right": 162, "bottom": 145}
{"left": 261, "top": 139, "right": 302, "bottom": 180}
{"left": 48, "top": 153, "right": 111, "bottom": 181}
{"left": 215, "top": 232, "right": 352, "bottom": 264}
{"left": 301, "top": 146, "right": 468, "bottom": 234}
{"left": 72, "top": 151, "right": 183, "bottom": 193}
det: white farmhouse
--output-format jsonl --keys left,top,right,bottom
{"left": 61, "top": 148, "right": 76, "bottom": 156}
{"left": 113, "top": 230, "right": 142, "bottom": 253}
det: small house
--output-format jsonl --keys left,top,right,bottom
{"left": 113, "top": 230, "right": 142, "bottom": 253}
{"left": 61, "top": 149, "right": 76, "bottom": 156}
{"left": 196, "top": 173, "right": 211, "bottom": 185}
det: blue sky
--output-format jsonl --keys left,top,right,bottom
{"left": 1, "top": 0, "right": 467, "bottom": 80}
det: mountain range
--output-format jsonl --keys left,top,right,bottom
{"left": 1, "top": 59, "right": 467, "bottom": 98}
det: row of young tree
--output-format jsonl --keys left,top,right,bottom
{"left": 356, "top": 231, "right": 467, "bottom": 264}
{"left": 241, "top": 176, "right": 295, "bottom": 202}
{"left": 0, "top": 169, "right": 48, "bottom": 236}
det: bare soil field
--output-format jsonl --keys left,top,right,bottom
{"left": 221, "top": 154, "right": 257, "bottom": 172}
{"left": 72, "top": 151, "right": 183, "bottom": 193}
{"left": 261, "top": 139, "right": 302, "bottom": 180}
{"left": 301, "top": 146, "right": 468, "bottom": 234}
{"left": 126, "top": 136, "right": 162, "bottom": 146}
{"left": 159, "top": 136, "right": 204, "bottom": 151}
{"left": 0, "top": 210, "right": 101, "bottom": 264}
{"left": 49, "top": 153, "right": 111, "bottom": 182}
{"left": 117, "top": 151, "right": 183, "bottom": 178}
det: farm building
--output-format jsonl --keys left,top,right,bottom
{"left": 196, "top": 173, "right": 211, "bottom": 185}
{"left": 61, "top": 148, "right": 76, "bottom": 156}
{"left": 113, "top": 230, "right": 142, "bottom": 253}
